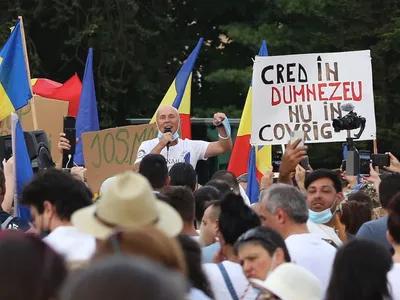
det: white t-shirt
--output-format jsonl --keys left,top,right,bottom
{"left": 285, "top": 233, "right": 336, "bottom": 297}
{"left": 203, "top": 261, "right": 259, "bottom": 300}
{"left": 188, "top": 288, "right": 212, "bottom": 300}
{"left": 135, "top": 138, "right": 209, "bottom": 170}
{"left": 388, "top": 263, "right": 400, "bottom": 300}
{"left": 44, "top": 226, "right": 96, "bottom": 262}
{"left": 307, "top": 219, "right": 343, "bottom": 247}
{"left": 239, "top": 185, "right": 251, "bottom": 206}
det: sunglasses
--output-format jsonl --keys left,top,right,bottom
{"left": 237, "top": 229, "right": 278, "bottom": 248}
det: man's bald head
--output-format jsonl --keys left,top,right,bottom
{"left": 156, "top": 105, "right": 179, "bottom": 119}
{"left": 156, "top": 105, "right": 180, "bottom": 135}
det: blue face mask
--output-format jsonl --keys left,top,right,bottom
{"left": 157, "top": 130, "right": 179, "bottom": 141}
{"left": 308, "top": 208, "right": 333, "bottom": 224}
{"left": 157, "top": 121, "right": 180, "bottom": 142}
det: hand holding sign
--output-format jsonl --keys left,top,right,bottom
{"left": 278, "top": 139, "right": 307, "bottom": 184}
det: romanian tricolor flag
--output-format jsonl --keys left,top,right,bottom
{"left": 150, "top": 38, "right": 203, "bottom": 139}
{"left": 246, "top": 145, "right": 273, "bottom": 203}
{"left": 228, "top": 41, "right": 271, "bottom": 184}
{"left": 31, "top": 74, "right": 82, "bottom": 117}
{"left": 0, "top": 20, "right": 32, "bottom": 121}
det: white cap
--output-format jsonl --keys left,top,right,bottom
{"left": 99, "top": 176, "right": 117, "bottom": 195}
{"left": 250, "top": 263, "right": 322, "bottom": 300}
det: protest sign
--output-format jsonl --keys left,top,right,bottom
{"left": 0, "top": 102, "right": 35, "bottom": 135}
{"left": 34, "top": 97, "right": 69, "bottom": 163}
{"left": 0, "top": 96, "right": 68, "bottom": 163}
{"left": 82, "top": 123, "right": 157, "bottom": 193}
{"left": 251, "top": 50, "right": 376, "bottom": 145}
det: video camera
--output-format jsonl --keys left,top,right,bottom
{"left": 332, "top": 104, "right": 367, "bottom": 176}
{"left": 332, "top": 104, "right": 366, "bottom": 139}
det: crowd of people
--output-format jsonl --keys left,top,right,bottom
{"left": 0, "top": 105, "right": 399, "bottom": 300}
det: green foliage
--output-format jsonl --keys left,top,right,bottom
{"left": 208, "top": 0, "right": 400, "bottom": 168}
{"left": 193, "top": 105, "right": 243, "bottom": 119}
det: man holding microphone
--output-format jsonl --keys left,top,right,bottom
{"left": 134, "top": 105, "right": 232, "bottom": 171}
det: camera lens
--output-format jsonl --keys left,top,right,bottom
{"left": 332, "top": 118, "right": 343, "bottom": 132}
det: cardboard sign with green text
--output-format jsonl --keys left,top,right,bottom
{"left": 82, "top": 123, "right": 157, "bottom": 193}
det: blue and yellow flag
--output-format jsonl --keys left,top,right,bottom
{"left": 0, "top": 20, "right": 32, "bottom": 120}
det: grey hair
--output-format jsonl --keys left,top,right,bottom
{"left": 261, "top": 183, "right": 309, "bottom": 224}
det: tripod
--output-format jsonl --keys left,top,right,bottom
{"left": 344, "top": 130, "right": 360, "bottom": 176}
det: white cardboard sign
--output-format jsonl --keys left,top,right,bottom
{"left": 251, "top": 50, "right": 376, "bottom": 145}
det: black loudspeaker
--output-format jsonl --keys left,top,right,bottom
{"left": 0, "top": 130, "right": 55, "bottom": 171}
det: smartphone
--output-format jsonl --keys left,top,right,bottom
{"left": 300, "top": 156, "right": 309, "bottom": 171}
{"left": 63, "top": 116, "right": 76, "bottom": 155}
{"left": 372, "top": 154, "right": 390, "bottom": 168}
{"left": 359, "top": 150, "right": 371, "bottom": 176}
{"left": 290, "top": 130, "right": 305, "bottom": 147}
{"left": 272, "top": 150, "right": 282, "bottom": 173}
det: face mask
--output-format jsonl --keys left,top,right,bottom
{"left": 308, "top": 208, "right": 333, "bottom": 224}
{"left": 157, "top": 121, "right": 180, "bottom": 141}
{"left": 157, "top": 130, "right": 179, "bottom": 141}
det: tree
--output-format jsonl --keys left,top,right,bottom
{"left": 207, "top": 0, "right": 400, "bottom": 168}
{"left": 1, "top": 0, "right": 181, "bottom": 127}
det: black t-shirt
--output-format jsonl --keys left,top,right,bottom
{"left": 0, "top": 210, "right": 30, "bottom": 231}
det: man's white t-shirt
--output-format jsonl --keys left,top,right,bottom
{"left": 307, "top": 219, "right": 343, "bottom": 247}
{"left": 203, "top": 261, "right": 259, "bottom": 300}
{"left": 388, "top": 263, "right": 400, "bottom": 300}
{"left": 135, "top": 138, "right": 209, "bottom": 170}
{"left": 44, "top": 226, "right": 96, "bottom": 262}
{"left": 285, "top": 233, "right": 336, "bottom": 297}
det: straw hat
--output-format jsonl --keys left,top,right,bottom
{"left": 71, "top": 171, "right": 183, "bottom": 240}
{"left": 250, "top": 263, "right": 322, "bottom": 300}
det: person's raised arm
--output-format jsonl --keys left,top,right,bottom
{"left": 133, "top": 133, "right": 173, "bottom": 171}
{"left": 278, "top": 139, "right": 307, "bottom": 185}
{"left": 2, "top": 157, "right": 14, "bottom": 213}
{"left": 205, "top": 112, "right": 233, "bottom": 159}
{"left": 295, "top": 164, "right": 307, "bottom": 193}
{"left": 384, "top": 152, "right": 400, "bottom": 173}
{"left": 56, "top": 133, "right": 79, "bottom": 169}
{"left": 362, "top": 163, "right": 381, "bottom": 198}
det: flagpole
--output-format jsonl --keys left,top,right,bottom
{"left": 10, "top": 113, "right": 18, "bottom": 217}
{"left": 18, "top": 16, "right": 38, "bottom": 130}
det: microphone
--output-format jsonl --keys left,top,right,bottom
{"left": 341, "top": 103, "right": 355, "bottom": 112}
{"left": 164, "top": 127, "right": 172, "bottom": 151}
